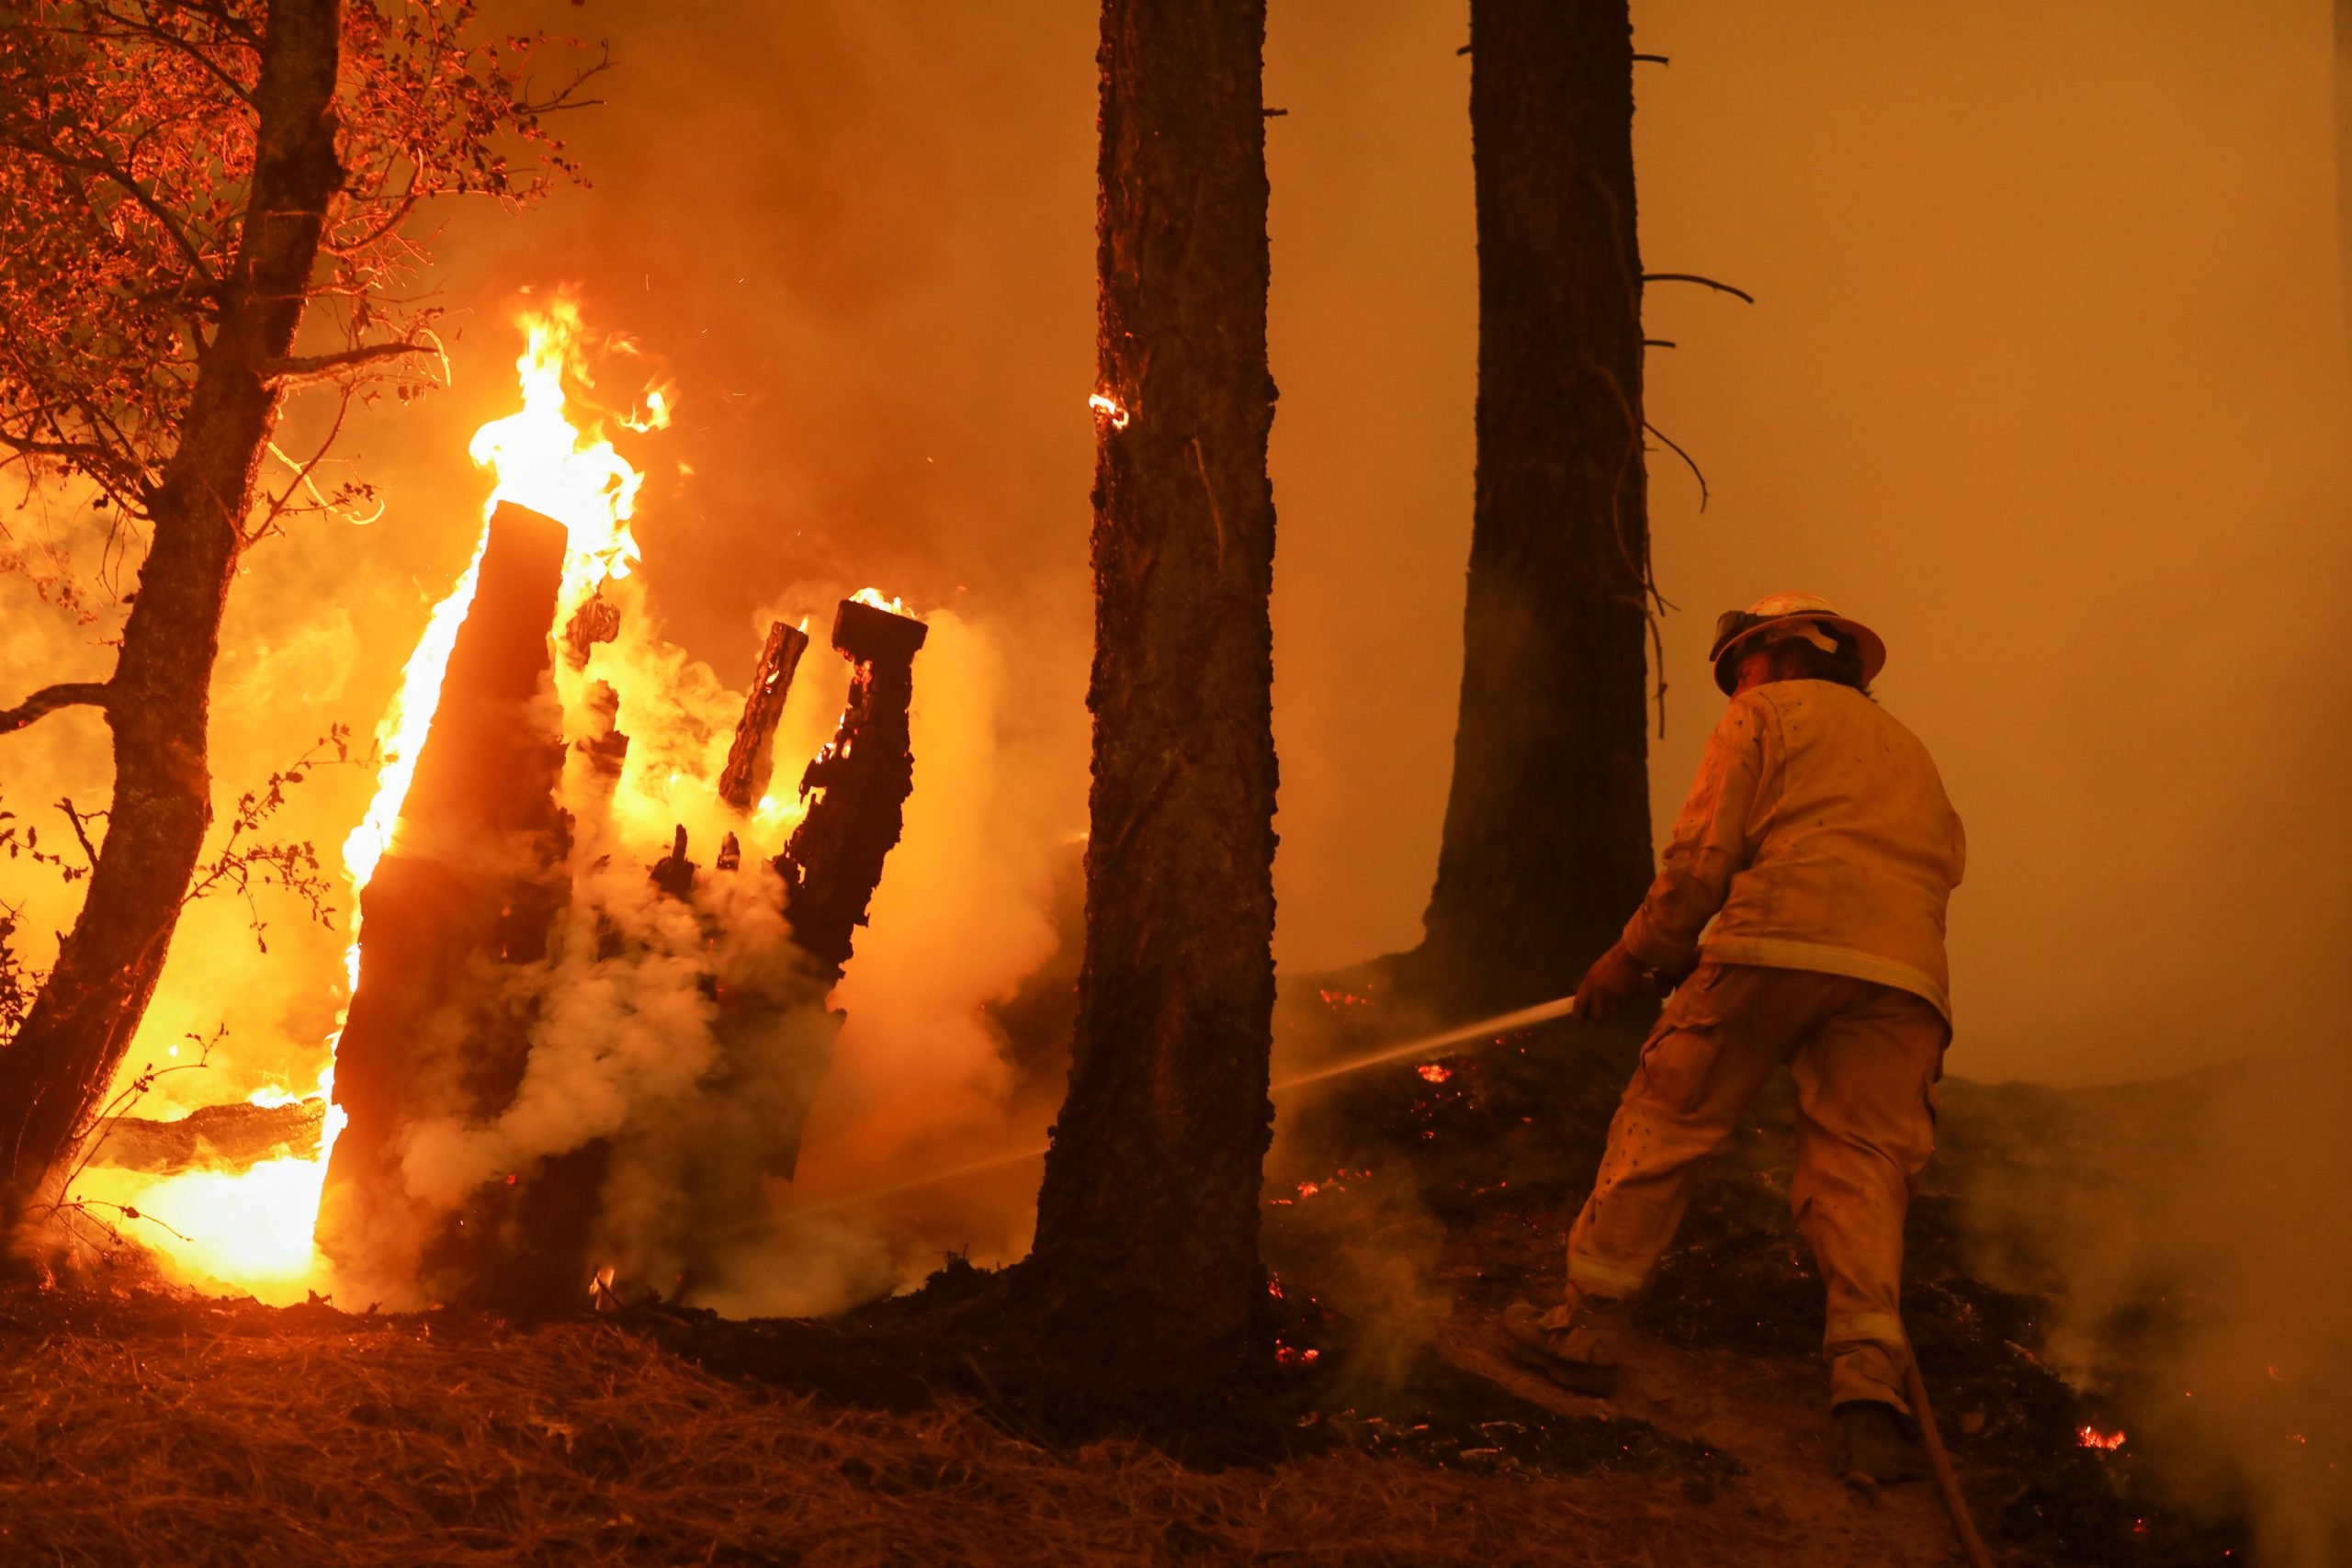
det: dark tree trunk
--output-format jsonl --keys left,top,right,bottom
{"left": 0, "top": 0, "right": 345, "bottom": 1235}
{"left": 2337, "top": 1, "right": 2352, "bottom": 373}
{"left": 1407, "top": 0, "right": 1654, "bottom": 1020}
{"left": 1023, "top": 0, "right": 1278, "bottom": 1367}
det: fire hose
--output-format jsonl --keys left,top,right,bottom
{"left": 1905, "top": 1352, "right": 1996, "bottom": 1568}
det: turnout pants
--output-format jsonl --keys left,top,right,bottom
{"left": 1564, "top": 961, "right": 1946, "bottom": 1414}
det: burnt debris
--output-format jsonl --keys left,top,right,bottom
{"left": 718, "top": 618, "right": 811, "bottom": 812}
{"left": 775, "top": 598, "right": 929, "bottom": 978}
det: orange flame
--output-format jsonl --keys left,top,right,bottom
{"left": 69, "top": 294, "right": 667, "bottom": 1303}
{"left": 469, "top": 296, "right": 664, "bottom": 610}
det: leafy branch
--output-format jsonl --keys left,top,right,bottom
{"left": 180, "top": 724, "right": 368, "bottom": 953}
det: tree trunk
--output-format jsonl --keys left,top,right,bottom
{"left": 0, "top": 0, "right": 345, "bottom": 1236}
{"left": 1023, "top": 0, "right": 1278, "bottom": 1367}
{"left": 1407, "top": 0, "right": 1654, "bottom": 1020}
{"left": 2336, "top": 1, "right": 2352, "bottom": 374}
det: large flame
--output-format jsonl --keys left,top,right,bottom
{"left": 469, "top": 296, "right": 668, "bottom": 612}
{"left": 68, "top": 295, "right": 665, "bottom": 1303}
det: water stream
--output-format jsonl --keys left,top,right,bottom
{"left": 791, "top": 993, "right": 1578, "bottom": 1214}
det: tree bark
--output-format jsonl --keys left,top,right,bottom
{"left": 1408, "top": 0, "right": 1654, "bottom": 1020}
{"left": 1023, "top": 0, "right": 1278, "bottom": 1367}
{"left": 2336, "top": 1, "right": 2352, "bottom": 375}
{"left": 0, "top": 0, "right": 345, "bottom": 1235}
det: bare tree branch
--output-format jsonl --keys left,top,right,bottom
{"left": 260, "top": 340, "right": 434, "bottom": 388}
{"left": 1643, "top": 272, "right": 1755, "bottom": 304}
{"left": 1644, "top": 419, "right": 1710, "bottom": 512}
{"left": 0, "top": 682, "right": 111, "bottom": 737}
{"left": 55, "top": 798, "right": 103, "bottom": 869}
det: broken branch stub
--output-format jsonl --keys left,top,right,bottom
{"left": 718, "top": 619, "right": 811, "bottom": 810}
{"left": 774, "top": 598, "right": 928, "bottom": 978}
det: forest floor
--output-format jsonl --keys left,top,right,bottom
{"left": 0, "top": 995, "right": 2273, "bottom": 1567}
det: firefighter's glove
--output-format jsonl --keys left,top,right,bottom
{"left": 1573, "top": 942, "right": 1646, "bottom": 1022}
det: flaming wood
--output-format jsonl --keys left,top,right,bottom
{"left": 88, "top": 1099, "right": 324, "bottom": 1175}
{"left": 321, "top": 502, "right": 582, "bottom": 1307}
{"left": 718, "top": 619, "right": 810, "bottom": 810}
{"left": 562, "top": 589, "right": 621, "bottom": 670}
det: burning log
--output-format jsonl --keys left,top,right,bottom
{"left": 718, "top": 618, "right": 810, "bottom": 811}
{"left": 774, "top": 597, "right": 928, "bottom": 977}
{"left": 88, "top": 1099, "right": 325, "bottom": 1175}
{"left": 319, "top": 502, "right": 577, "bottom": 1304}
{"left": 562, "top": 585, "right": 622, "bottom": 670}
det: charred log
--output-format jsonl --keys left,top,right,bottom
{"left": 86, "top": 1099, "right": 325, "bottom": 1175}
{"left": 772, "top": 598, "right": 928, "bottom": 978}
{"left": 718, "top": 619, "right": 810, "bottom": 811}
{"left": 319, "top": 502, "right": 578, "bottom": 1306}
{"left": 561, "top": 586, "right": 621, "bottom": 670}
{"left": 650, "top": 824, "right": 696, "bottom": 901}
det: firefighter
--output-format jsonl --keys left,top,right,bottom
{"left": 1503, "top": 592, "right": 1966, "bottom": 1483}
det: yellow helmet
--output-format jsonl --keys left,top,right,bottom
{"left": 1708, "top": 592, "right": 1887, "bottom": 694}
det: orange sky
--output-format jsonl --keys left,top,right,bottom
{"left": 11, "top": 0, "right": 2347, "bottom": 1093}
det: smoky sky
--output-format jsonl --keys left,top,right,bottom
{"left": 12, "top": 0, "right": 2346, "bottom": 1097}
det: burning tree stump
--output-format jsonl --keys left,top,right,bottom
{"left": 718, "top": 619, "right": 810, "bottom": 811}
{"left": 324, "top": 561, "right": 932, "bottom": 1304}
{"left": 671, "top": 596, "right": 930, "bottom": 1197}
{"left": 774, "top": 598, "right": 928, "bottom": 977}
{"left": 319, "top": 503, "right": 577, "bottom": 1306}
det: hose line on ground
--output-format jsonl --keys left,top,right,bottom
{"left": 1905, "top": 1351, "right": 1996, "bottom": 1568}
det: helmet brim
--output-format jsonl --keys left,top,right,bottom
{"left": 1712, "top": 614, "right": 1888, "bottom": 694}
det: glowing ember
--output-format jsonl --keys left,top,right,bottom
{"left": 2078, "top": 1427, "right": 2128, "bottom": 1451}
{"left": 1088, "top": 390, "right": 1131, "bottom": 430}
{"left": 1417, "top": 1063, "right": 1452, "bottom": 1083}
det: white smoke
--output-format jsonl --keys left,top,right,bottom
{"left": 342, "top": 601, "right": 1073, "bottom": 1315}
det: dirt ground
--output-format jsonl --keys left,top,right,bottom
{"left": 0, "top": 999, "right": 2256, "bottom": 1566}
{"left": 0, "top": 1283, "right": 1975, "bottom": 1568}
